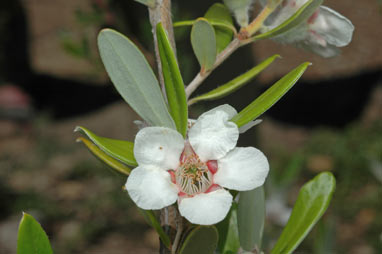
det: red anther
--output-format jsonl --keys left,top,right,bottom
{"left": 308, "top": 9, "right": 320, "bottom": 24}
{"left": 205, "top": 184, "right": 220, "bottom": 193}
{"left": 168, "top": 170, "right": 176, "bottom": 184}
{"left": 178, "top": 191, "right": 187, "bottom": 197}
{"left": 206, "top": 160, "right": 218, "bottom": 174}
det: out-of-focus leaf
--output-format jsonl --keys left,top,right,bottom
{"left": 134, "top": 0, "right": 155, "bottom": 8}
{"left": 98, "top": 29, "right": 175, "bottom": 129}
{"left": 252, "top": 0, "right": 323, "bottom": 41}
{"left": 76, "top": 137, "right": 131, "bottom": 176}
{"left": 204, "top": 3, "right": 235, "bottom": 53}
{"left": 17, "top": 213, "right": 53, "bottom": 254}
{"left": 191, "top": 19, "right": 217, "bottom": 73}
{"left": 156, "top": 23, "right": 188, "bottom": 137}
{"left": 189, "top": 54, "right": 280, "bottom": 105}
{"left": 271, "top": 172, "right": 336, "bottom": 254}
{"left": 238, "top": 186, "right": 265, "bottom": 251}
{"left": 75, "top": 126, "right": 137, "bottom": 166}
{"left": 216, "top": 203, "right": 240, "bottom": 254}
{"left": 231, "top": 62, "right": 310, "bottom": 128}
{"left": 179, "top": 226, "right": 219, "bottom": 254}
{"left": 139, "top": 209, "right": 171, "bottom": 249}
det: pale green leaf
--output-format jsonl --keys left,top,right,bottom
{"left": 231, "top": 62, "right": 310, "bottom": 128}
{"left": 156, "top": 23, "right": 188, "bottom": 137}
{"left": 189, "top": 54, "right": 280, "bottom": 105}
{"left": 17, "top": 213, "right": 53, "bottom": 254}
{"left": 179, "top": 226, "right": 219, "bottom": 254}
{"left": 253, "top": 0, "right": 323, "bottom": 41}
{"left": 75, "top": 126, "right": 137, "bottom": 166}
{"left": 271, "top": 172, "right": 336, "bottom": 254}
{"left": 76, "top": 137, "right": 131, "bottom": 176}
{"left": 191, "top": 19, "right": 217, "bottom": 72}
{"left": 174, "top": 20, "right": 236, "bottom": 35}
{"left": 204, "top": 3, "right": 235, "bottom": 53}
{"left": 98, "top": 29, "right": 175, "bottom": 129}
{"left": 238, "top": 186, "right": 265, "bottom": 251}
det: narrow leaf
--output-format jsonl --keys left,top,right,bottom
{"left": 238, "top": 186, "right": 265, "bottom": 251}
{"left": 191, "top": 19, "right": 217, "bottom": 72}
{"left": 139, "top": 209, "right": 171, "bottom": 249}
{"left": 17, "top": 213, "right": 53, "bottom": 254}
{"left": 216, "top": 203, "right": 240, "bottom": 254}
{"left": 156, "top": 23, "right": 188, "bottom": 137}
{"left": 204, "top": 3, "right": 235, "bottom": 53}
{"left": 271, "top": 172, "right": 336, "bottom": 254}
{"left": 76, "top": 137, "right": 131, "bottom": 176}
{"left": 98, "top": 29, "right": 175, "bottom": 129}
{"left": 231, "top": 62, "right": 310, "bottom": 128}
{"left": 189, "top": 54, "right": 280, "bottom": 105}
{"left": 179, "top": 226, "right": 219, "bottom": 254}
{"left": 75, "top": 126, "right": 137, "bottom": 166}
{"left": 253, "top": 0, "right": 323, "bottom": 41}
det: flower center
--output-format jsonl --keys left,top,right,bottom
{"left": 175, "top": 143, "right": 213, "bottom": 196}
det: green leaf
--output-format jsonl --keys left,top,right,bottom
{"left": 17, "top": 213, "right": 53, "bottom": 254}
{"left": 252, "top": 0, "right": 323, "bottom": 41}
{"left": 179, "top": 226, "right": 219, "bottom": 254}
{"left": 231, "top": 62, "right": 310, "bottom": 128}
{"left": 76, "top": 137, "right": 131, "bottom": 176}
{"left": 204, "top": 3, "right": 235, "bottom": 53}
{"left": 174, "top": 20, "right": 236, "bottom": 35}
{"left": 98, "top": 29, "right": 175, "bottom": 129}
{"left": 216, "top": 203, "right": 240, "bottom": 254}
{"left": 271, "top": 172, "right": 336, "bottom": 254}
{"left": 139, "top": 209, "right": 171, "bottom": 249}
{"left": 75, "top": 126, "right": 137, "bottom": 166}
{"left": 191, "top": 18, "right": 217, "bottom": 73}
{"left": 156, "top": 23, "right": 188, "bottom": 137}
{"left": 189, "top": 54, "right": 280, "bottom": 105}
{"left": 238, "top": 186, "right": 265, "bottom": 252}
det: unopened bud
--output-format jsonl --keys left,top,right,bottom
{"left": 223, "top": 0, "right": 255, "bottom": 27}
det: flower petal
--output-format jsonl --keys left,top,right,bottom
{"left": 178, "top": 189, "right": 233, "bottom": 225}
{"left": 125, "top": 166, "right": 178, "bottom": 210}
{"left": 214, "top": 147, "right": 269, "bottom": 191}
{"left": 300, "top": 42, "right": 340, "bottom": 58}
{"left": 310, "top": 6, "right": 354, "bottom": 47}
{"left": 134, "top": 127, "right": 184, "bottom": 170}
{"left": 189, "top": 104, "right": 239, "bottom": 161}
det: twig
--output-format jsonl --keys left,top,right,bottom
{"left": 171, "top": 216, "right": 183, "bottom": 254}
{"left": 185, "top": 38, "right": 241, "bottom": 99}
{"left": 185, "top": 3, "right": 279, "bottom": 100}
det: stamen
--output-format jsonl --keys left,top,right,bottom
{"left": 175, "top": 142, "right": 213, "bottom": 196}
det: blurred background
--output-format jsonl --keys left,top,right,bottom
{"left": 0, "top": 0, "right": 381, "bottom": 253}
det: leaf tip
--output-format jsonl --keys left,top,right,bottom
{"left": 73, "top": 126, "right": 81, "bottom": 133}
{"left": 76, "top": 137, "right": 85, "bottom": 143}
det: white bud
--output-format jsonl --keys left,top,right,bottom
{"left": 223, "top": 0, "right": 255, "bottom": 27}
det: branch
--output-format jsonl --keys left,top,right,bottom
{"left": 185, "top": 38, "right": 241, "bottom": 99}
{"left": 148, "top": 0, "right": 176, "bottom": 98}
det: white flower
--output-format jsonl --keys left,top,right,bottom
{"left": 261, "top": 0, "right": 354, "bottom": 57}
{"left": 125, "top": 105, "right": 269, "bottom": 225}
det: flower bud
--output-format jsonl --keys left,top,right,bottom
{"left": 223, "top": 0, "right": 255, "bottom": 27}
